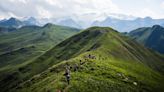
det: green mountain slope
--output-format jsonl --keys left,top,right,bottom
{"left": 0, "top": 24, "right": 80, "bottom": 92}
{"left": 128, "top": 25, "right": 164, "bottom": 54}
{"left": 12, "top": 27, "right": 164, "bottom": 92}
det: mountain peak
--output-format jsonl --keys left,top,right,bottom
{"left": 26, "top": 17, "right": 37, "bottom": 22}
{"left": 152, "top": 25, "right": 163, "bottom": 29}
{"left": 0, "top": 17, "right": 23, "bottom": 28}
{"left": 8, "top": 17, "right": 18, "bottom": 21}
{"left": 43, "top": 23, "right": 54, "bottom": 27}
{"left": 152, "top": 25, "right": 164, "bottom": 33}
{"left": 129, "top": 25, "right": 164, "bottom": 54}
{"left": 86, "top": 26, "right": 117, "bottom": 33}
{"left": 144, "top": 16, "right": 152, "bottom": 20}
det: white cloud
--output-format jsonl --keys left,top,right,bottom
{"left": 73, "top": 0, "right": 120, "bottom": 14}
{"left": 161, "top": 1, "right": 164, "bottom": 9}
{"left": 9, "top": 0, "right": 27, "bottom": 4}
{"left": 141, "top": 8, "right": 155, "bottom": 17}
{"left": 0, "top": 0, "right": 163, "bottom": 19}
{"left": 37, "top": 6, "right": 52, "bottom": 18}
{"left": 17, "top": 0, "right": 27, "bottom": 4}
{"left": 45, "top": 0, "right": 57, "bottom": 5}
{"left": 45, "top": 0, "right": 63, "bottom": 8}
{"left": 126, "top": 8, "right": 163, "bottom": 19}
{"left": 0, "top": 0, "right": 120, "bottom": 19}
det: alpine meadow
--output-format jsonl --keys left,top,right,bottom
{"left": 0, "top": 0, "right": 164, "bottom": 92}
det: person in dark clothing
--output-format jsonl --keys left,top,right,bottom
{"left": 80, "top": 60, "right": 83, "bottom": 65}
{"left": 64, "top": 67, "right": 70, "bottom": 85}
{"left": 73, "top": 63, "right": 78, "bottom": 72}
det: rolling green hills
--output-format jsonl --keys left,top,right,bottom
{"left": 128, "top": 25, "right": 164, "bottom": 54}
{"left": 0, "top": 24, "right": 80, "bottom": 92}
{"left": 10, "top": 27, "right": 164, "bottom": 92}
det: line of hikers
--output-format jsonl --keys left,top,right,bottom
{"left": 63, "top": 60, "right": 84, "bottom": 85}
{"left": 63, "top": 54, "right": 96, "bottom": 85}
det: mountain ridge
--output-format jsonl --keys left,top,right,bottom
{"left": 128, "top": 25, "right": 164, "bottom": 54}
{"left": 0, "top": 16, "right": 164, "bottom": 31}
{"left": 10, "top": 27, "right": 164, "bottom": 92}
{"left": 0, "top": 24, "right": 80, "bottom": 92}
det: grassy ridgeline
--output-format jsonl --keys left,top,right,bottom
{"left": 14, "top": 27, "right": 164, "bottom": 92}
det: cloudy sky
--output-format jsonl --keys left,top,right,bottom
{"left": 0, "top": 0, "right": 164, "bottom": 19}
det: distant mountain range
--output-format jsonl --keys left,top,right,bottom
{"left": 54, "top": 18, "right": 82, "bottom": 28}
{"left": 0, "top": 16, "right": 164, "bottom": 55}
{"left": 0, "top": 17, "right": 24, "bottom": 28}
{"left": 0, "top": 14, "right": 164, "bottom": 32}
{"left": 92, "top": 17, "right": 164, "bottom": 32}
{"left": 52, "top": 16, "right": 164, "bottom": 32}
{"left": 23, "top": 17, "right": 40, "bottom": 26}
{"left": 0, "top": 17, "right": 40, "bottom": 28}
{"left": 128, "top": 25, "right": 164, "bottom": 54}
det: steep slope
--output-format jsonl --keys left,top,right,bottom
{"left": 0, "top": 27, "right": 17, "bottom": 34}
{"left": 128, "top": 25, "right": 164, "bottom": 54}
{"left": 0, "top": 24, "right": 80, "bottom": 92}
{"left": 0, "top": 23, "right": 79, "bottom": 54}
{"left": 12, "top": 27, "right": 164, "bottom": 92}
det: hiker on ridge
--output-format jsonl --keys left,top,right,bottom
{"left": 73, "top": 63, "right": 78, "bottom": 72}
{"left": 64, "top": 67, "right": 71, "bottom": 85}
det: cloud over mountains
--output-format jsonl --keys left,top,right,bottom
{"left": 0, "top": 0, "right": 164, "bottom": 19}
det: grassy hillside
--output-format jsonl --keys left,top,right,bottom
{"left": 0, "top": 24, "right": 80, "bottom": 92}
{"left": 12, "top": 27, "right": 164, "bottom": 92}
{"left": 128, "top": 25, "right": 164, "bottom": 54}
